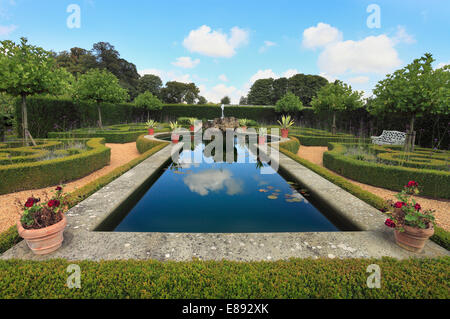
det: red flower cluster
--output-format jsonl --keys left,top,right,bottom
{"left": 24, "top": 197, "right": 39, "bottom": 208}
{"left": 394, "top": 201, "right": 406, "bottom": 208}
{"left": 48, "top": 200, "right": 60, "bottom": 208}
{"left": 406, "top": 181, "right": 418, "bottom": 188}
{"left": 55, "top": 186, "right": 63, "bottom": 192}
{"left": 385, "top": 219, "right": 396, "bottom": 228}
{"left": 414, "top": 203, "right": 421, "bottom": 211}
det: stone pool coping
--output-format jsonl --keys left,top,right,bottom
{"left": 2, "top": 135, "right": 448, "bottom": 261}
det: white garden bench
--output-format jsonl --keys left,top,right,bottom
{"left": 371, "top": 130, "right": 406, "bottom": 145}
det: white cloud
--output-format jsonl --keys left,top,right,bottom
{"left": 282, "top": 69, "right": 298, "bottom": 78}
{"left": 0, "top": 24, "right": 16, "bottom": 36}
{"left": 218, "top": 74, "right": 228, "bottom": 82}
{"left": 199, "top": 83, "right": 243, "bottom": 104}
{"left": 302, "top": 22, "right": 342, "bottom": 49}
{"left": 171, "top": 56, "right": 200, "bottom": 69}
{"left": 347, "top": 76, "right": 370, "bottom": 85}
{"left": 318, "top": 35, "right": 401, "bottom": 75}
{"left": 249, "top": 69, "right": 278, "bottom": 84}
{"left": 183, "top": 169, "right": 243, "bottom": 196}
{"left": 183, "top": 25, "right": 249, "bottom": 58}
{"left": 319, "top": 72, "right": 336, "bottom": 83}
{"left": 139, "top": 68, "right": 192, "bottom": 84}
{"left": 258, "top": 40, "right": 277, "bottom": 53}
{"left": 392, "top": 26, "right": 415, "bottom": 44}
{"left": 435, "top": 61, "right": 449, "bottom": 69}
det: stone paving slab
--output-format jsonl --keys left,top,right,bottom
{"left": 1, "top": 138, "right": 448, "bottom": 261}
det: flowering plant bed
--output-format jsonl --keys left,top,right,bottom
{"left": 385, "top": 181, "right": 435, "bottom": 252}
{"left": 17, "top": 186, "right": 69, "bottom": 255}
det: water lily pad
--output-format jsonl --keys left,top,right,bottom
{"left": 274, "top": 189, "right": 281, "bottom": 192}
{"left": 258, "top": 189, "right": 268, "bottom": 193}
{"left": 267, "top": 186, "right": 274, "bottom": 189}
{"left": 267, "top": 195, "right": 278, "bottom": 200}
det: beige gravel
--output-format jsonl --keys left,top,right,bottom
{"left": 0, "top": 143, "right": 141, "bottom": 234}
{"left": 297, "top": 146, "right": 450, "bottom": 231}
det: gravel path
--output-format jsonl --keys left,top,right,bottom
{"left": 297, "top": 146, "right": 450, "bottom": 231}
{"left": 0, "top": 143, "right": 141, "bottom": 234}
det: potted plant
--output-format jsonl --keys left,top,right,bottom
{"left": 17, "top": 186, "right": 68, "bottom": 255}
{"left": 384, "top": 181, "right": 435, "bottom": 253}
{"left": 146, "top": 119, "right": 157, "bottom": 136}
{"left": 239, "top": 119, "right": 249, "bottom": 132}
{"left": 277, "top": 115, "right": 295, "bottom": 138}
{"left": 170, "top": 121, "right": 180, "bottom": 143}
{"left": 258, "top": 127, "right": 267, "bottom": 145}
{"left": 188, "top": 118, "right": 197, "bottom": 132}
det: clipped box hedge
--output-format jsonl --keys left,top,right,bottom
{"left": 289, "top": 127, "right": 370, "bottom": 146}
{"left": 323, "top": 143, "right": 450, "bottom": 199}
{"left": 278, "top": 139, "right": 450, "bottom": 250}
{"left": 0, "top": 257, "right": 448, "bottom": 299}
{"left": 0, "top": 138, "right": 110, "bottom": 195}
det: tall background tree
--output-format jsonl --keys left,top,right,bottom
{"left": 134, "top": 91, "right": 163, "bottom": 120}
{"left": 371, "top": 53, "right": 449, "bottom": 151}
{"left": 74, "top": 69, "right": 129, "bottom": 128}
{"left": 0, "top": 37, "right": 70, "bottom": 144}
{"left": 160, "top": 81, "right": 200, "bottom": 104}
{"left": 221, "top": 96, "right": 231, "bottom": 105}
{"left": 311, "top": 80, "right": 364, "bottom": 135}
{"left": 137, "top": 74, "right": 163, "bottom": 97}
{"left": 247, "top": 78, "right": 274, "bottom": 105}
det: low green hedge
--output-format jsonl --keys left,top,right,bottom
{"left": 136, "top": 134, "right": 168, "bottom": 154}
{"left": 289, "top": 127, "right": 369, "bottom": 146}
{"left": 323, "top": 143, "right": 450, "bottom": 199}
{"left": 0, "top": 226, "right": 20, "bottom": 255}
{"left": 0, "top": 257, "right": 448, "bottom": 298}
{"left": 278, "top": 140, "right": 450, "bottom": 250}
{"left": 0, "top": 138, "right": 111, "bottom": 195}
{"left": 276, "top": 136, "right": 300, "bottom": 154}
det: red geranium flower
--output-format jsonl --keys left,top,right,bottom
{"left": 394, "top": 201, "right": 405, "bottom": 208}
{"left": 414, "top": 203, "right": 421, "bottom": 211}
{"left": 48, "top": 200, "right": 59, "bottom": 207}
{"left": 385, "top": 219, "right": 396, "bottom": 228}
{"left": 406, "top": 181, "right": 418, "bottom": 188}
{"left": 55, "top": 186, "right": 62, "bottom": 192}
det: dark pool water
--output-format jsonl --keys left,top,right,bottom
{"left": 113, "top": 137, "right": 339, "bottom": 233}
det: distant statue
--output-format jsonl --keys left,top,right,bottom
{"left": 221, "top": 104, "right": 225, "bottom": 119}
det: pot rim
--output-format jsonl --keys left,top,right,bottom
{"left": 17, "top": 214, "right": 67, "bottom": 239}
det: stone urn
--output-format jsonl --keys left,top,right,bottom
{"left": 17, "top": 214, "right": 67, "bottom": 255}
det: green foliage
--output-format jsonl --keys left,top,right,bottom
{"left": 137, "top": 74, "right": 163, "bottom": 97}
{"left": 74, "top": 69, "right": 129, "bottom": 104}
{"left": 0, "top": 138, "right": 110, "bottom": 194}
{"left": 289, "top": 127, "right": 367, "bottom": 146}
{"left": 0, "top": 38, "right": 69, "bottom": 97}
{"left": 0, "top": 257, "right": 448, "bottom": 298}
{"left": 311, "top": 80, "right": 364, "bottom": 114}
{"left": 275, "top": 93, "right": 304, "bottom": 114}
{"left": 134, "top": 91, "right": 162, "bottom": 110}
{"left": 136, "top": 134, "right": 168, "bottom": 154}
{"left": 160, "top": 81, "right": 200, "bottom": 104}
{"left": 278, "top": 140, "right": 449, "bottom": 249}
{"left": 288, "top": 74, "right": 328, "bottom": 105}
{"left": 247, "top": 78, "right": 274, "bottom": 105}
{"left": 224, "top": 105, "right": 276, "bottom": 121}
{"left": 371, "top": 53, "right": 449, "bottom": 118}
{"left": 0, "top": 225, "right": 20, "bottom": 254}
{"left": 220, "top": 96, "right": 231, "bottom": 105}
{"left": 277, "top": 136, "right": 300, "bottom": 153}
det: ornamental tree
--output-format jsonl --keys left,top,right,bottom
{"left": 311, "top": 80, "right": 364, "bottom": 135}
{"left": 134, "top": 91, "right": 163, "bottom": 120}
{"left": 74, "top": 68, "right": 128, "bottom": 128}
{"left": 371, "top": 53, "right": 449, "bottom": 151}
{"left": 0, "top": 37, "right": 70, "bottom": 144}
{"left": 275, "top": 92, "right": 304, "bottom": 114}
{"left": 220, "top": 96, "right": 231, "bottom": 105}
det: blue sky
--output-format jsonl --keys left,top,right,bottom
{"left": 1, "top": 0, "right": 449, "bottom": 103}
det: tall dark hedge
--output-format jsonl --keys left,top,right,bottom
{"left": 14, "top": 97, "right": 449, "bottom": 148}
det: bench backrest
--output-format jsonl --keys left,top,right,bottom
{"left": 380, "top": 130, "right": 406, "bottom": 141}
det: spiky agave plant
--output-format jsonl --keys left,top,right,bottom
{"left": 277, "top": 115, "right": 295, "bottom": 129}
{"left": 146, "top": 120, "right": 157, "bottom": 128}
{"left": 169, "top": 121, "right": 179, "bottom": 130}
{"left": 239, "top": 118, "right": 249, "bottom": 127}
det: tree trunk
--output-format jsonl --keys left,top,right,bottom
{"left": 147, "top": 111, "right": 149, "bottom": 122}
{"left": 97, "top": 103, "right": 103, "bottom": 129}
{"left": 332, "top": 112, "right": 337, "bottom": 135}
{"left": 405, "top": 114, "right": 415, "bottom": 152}
{"left": 22, "top": 94, "right": 28, "bottom": 146}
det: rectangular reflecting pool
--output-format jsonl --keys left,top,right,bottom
{"left": 105, "top": 135, "right": 350, "bottom": 233}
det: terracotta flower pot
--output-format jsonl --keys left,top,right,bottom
{"left": 190, "top": 125, "right": 195, "bottom": 132}
{"left": 394, "top": 224, "right": 434, "bottom": 253}
{"left": 258, "top": 136, "right": 266, "bottom": 145}
{"left": 171, "top": 134, "right": 180, "bottom": 143}
{"left": 17, "top": 214, "right": 67, "bottom": 255}
{"left": 148, "top": 128, "right": 154, "bottom": 136}
{"left": 281, "top": 128, "right": 289, "bottom": 138}
{"left": 241, "top": 126, "right": 247, "bottom": 132}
